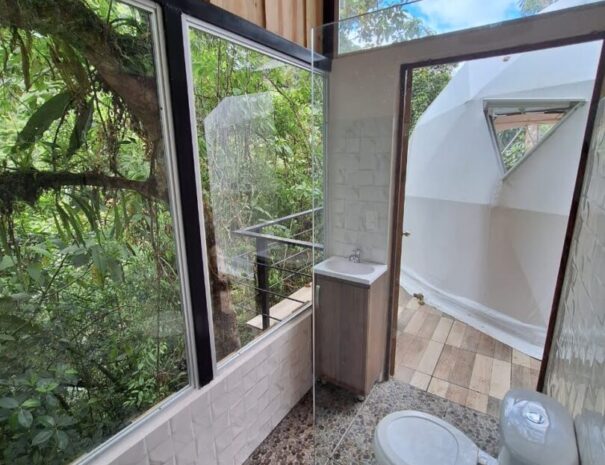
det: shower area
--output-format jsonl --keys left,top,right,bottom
{"left": 285, "top": 1, "right": 605, "bottom": 463}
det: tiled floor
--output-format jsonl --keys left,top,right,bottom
{"left": 395, "top": 289, "right": 541, "bottom": 416}
{"left": 245, "top": 380, "right": 500, "bottom": 465}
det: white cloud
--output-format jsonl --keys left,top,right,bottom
{"left": 414, "top": 0, "right": 519, "bottom": 32}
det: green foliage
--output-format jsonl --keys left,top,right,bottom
{"left": 518, "top": 0, "right": 557, "bottom": 14}
{"left": 411, "top": 65, "right": 455, "bottom": 130}
{"left": 338, "top": 1, "right": 429, "bottom": 53}
{"left": 0, "top": 1, "right": 187, "bottom": 463}
{"left": 14, "top": 91, "right": 73, "bottom": 153}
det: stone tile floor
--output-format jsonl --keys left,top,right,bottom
{"left": 395, "top": 289, "right": 541, "bottom": 416}
{"left": 244, "top": 287, "right": 540, "bottom": 464}
{"left": 245, "top": 380, "right": 500, "bottom": 465}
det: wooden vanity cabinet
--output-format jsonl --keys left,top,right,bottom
{"left": 314, "top": 272, "right": 389, "bottom": 396}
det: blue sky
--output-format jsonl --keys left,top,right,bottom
{"left": 377, "top": 0, "right": 524, "bottom": 33}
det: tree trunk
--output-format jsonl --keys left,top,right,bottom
{"left": 203, "top": 201, "right": 241, "bottom": 360}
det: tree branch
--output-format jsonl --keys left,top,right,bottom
{"left": 0, "top": 0, "right": 161, "bottom": 141}
{"left": 0, "top": 169, "right": 165, "bottom": 208}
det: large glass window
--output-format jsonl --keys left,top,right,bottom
{"left": 187, "top": 23, "right": 323, "bottom": 364}
{"left": 0, "top": 1, "right": 189, "bottom": 463}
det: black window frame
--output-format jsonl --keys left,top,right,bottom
{"left": 156, "top": 0, "right": 331, "bottom": 387}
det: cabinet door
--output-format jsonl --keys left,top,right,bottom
{"left": 315, "top": 275, "right": 368, "bottom": 394}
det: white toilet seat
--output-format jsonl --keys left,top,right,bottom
{"left": 373, "top": 411, "right": 479, "bottom": 465}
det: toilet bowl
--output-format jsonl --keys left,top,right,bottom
{"left": 374, "top": 389, "right": 579, "bottom": 465}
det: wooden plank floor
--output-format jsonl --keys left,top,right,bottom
{"left": 394, "top": 289, "right": 540, "bottom": 417}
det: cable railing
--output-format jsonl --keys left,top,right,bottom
{"left": 232, "top": 207, "right": 323, "bottom": 330}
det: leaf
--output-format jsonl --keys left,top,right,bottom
{"left": 32, "top": 429, "right": 53, "bottom": 446}
{"left": 26, "top": 262, "right": 42, "bottom": 283}
{"left": 107, "top": 258, "right": 123, "bottom": 283}
{"left": 21, "top": 398, "right": 41, "bottom": 409}
{"left": 0, "top": 397, "right": 19, "bottom": 409}
{"left": 66, "top": 100, "right": 94, "bottom": 158}
{"left": 38, "top": 415, "right": 55, "bottom": 428}
{"left": 56, "top": 430, "right": 69, "bottom": 450}
{"left": 15, "top": 91, "right": 72, "bottom": 152}
{"left": 17, "top": 408, "right": 33, "bottom": 428}
{"left": 28, "top": 245, "right": 52, "bottom": 258}
{"left": 0, "top": 255, "right": 15, "bottom": 271}
{"left": 56, "top": 415, "right": 75, "bottom": 427}
{"left": 35, "top": 380, "right": 59, "bottom": 393}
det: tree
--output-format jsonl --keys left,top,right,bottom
{"left": 338, "top": 1, "right": 429, "bottom": 53}
{"left": 411, "top": 65, "right": 454, "bottom": 130}
{"left": 518, "top": 0, "right": 557, "bottom": 14}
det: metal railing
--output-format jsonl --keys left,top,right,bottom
{"left": 233, "top": 207, "right": 323, "bottom": 330}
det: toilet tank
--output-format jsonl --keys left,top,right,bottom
{"left": 498, "top": 389, "right": 579, "bottom": 465}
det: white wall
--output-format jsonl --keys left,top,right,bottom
{"left": 401, "top": 41, "right": 599, "bottom": 357}
{"left": 82, "top": 313, "right": 312, "bottom": 465}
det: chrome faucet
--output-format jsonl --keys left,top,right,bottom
{"left": 349, "top": 248, "right": 361, "bottom": 263}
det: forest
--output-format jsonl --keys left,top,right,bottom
{"left": 0, "top": 1, "right": 189, "bottom": 463}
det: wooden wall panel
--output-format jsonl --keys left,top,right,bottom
{"left": 305, "top": 0, "right": 323, "bottom": 48}
{"left": 204, "top": 0, "right": 325, "bottom": 48}
{"left": 265, "top": 0, "right": 306, "bottom": 46}
{"left": 209, "top": 0, "right": 266, "bottom": 28}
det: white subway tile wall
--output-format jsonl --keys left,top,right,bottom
{"left": 97, "top": 313, "right": 312, "bottom": 465}
{"left": 327, "top": 116, "right": 394, "bottom": 264}
{"left": 544, "top": 99, "right": 605, "bottom": 465}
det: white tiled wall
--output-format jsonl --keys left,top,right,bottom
{"left": 88, "top": 312, "right": 312, "bottom": 465}
{"left": 327, "top": 116, "right": 394, "bottom": 264}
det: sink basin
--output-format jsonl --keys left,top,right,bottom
{"left": 325, "top": 260, "right": 375, "bottom": 275}
{"left": 314, "top": 256, "right": 387, "bottom": 286}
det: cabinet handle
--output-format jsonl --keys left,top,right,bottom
{"left": 315, "top": 284, "right": 320, "bottom": 308}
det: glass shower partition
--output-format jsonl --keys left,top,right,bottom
{"left": 311, "top": 11, "right": 398, "bottom": 463}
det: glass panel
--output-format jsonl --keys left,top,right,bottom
{"left": 332, "top": 0, "right": 604, "bottom": 55}
{"left": 487, "top": 101, "right": 580, "bottom": 171}
{"left": 544, "top": 97, "right": 605, "bottom": 461}
{"left": 187, "top": 25, "right": 323, "bottom": 364}
{"left": 0, "top": 1, "right": 188, "bottom": 464}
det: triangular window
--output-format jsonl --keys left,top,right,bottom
{"left": 486, "top": 100, "right": 581, "bottom": 173}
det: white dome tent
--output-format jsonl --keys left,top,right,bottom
{"left": 400, "top": 8, "right": 601, "bottom": 358}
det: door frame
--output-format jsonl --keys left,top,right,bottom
{"left": 386, "top": 12, "right": 605, "bottom": 390}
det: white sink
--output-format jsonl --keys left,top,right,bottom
{"left": 314, "top": 256, "right": 387, "bottom": 286}
{"left": 325, "top": 260, "right": 375, "bottom": 275}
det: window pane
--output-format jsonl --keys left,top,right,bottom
{"left": 188, "top": 27, "right": 322, "bottom": 363}
{"left": 487, "top": 101, "right": 579, "bottom": 171}
{"left": 335, "top": 0, "right": 603, "bottom": 55}
{"left": 0, "top": 1, "right": 188, "bottom": 463}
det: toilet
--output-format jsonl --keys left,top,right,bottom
{"left": 374, "top": 389, "right": 579, "bottom": 465}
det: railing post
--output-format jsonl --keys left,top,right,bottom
{"left": 255, "top": 237, "right": 270, "bottom": 330}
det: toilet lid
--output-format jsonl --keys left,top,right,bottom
{"left": 374, "top": 411, "right": 478, "bottom": 465}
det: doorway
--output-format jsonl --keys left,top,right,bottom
{"left": 388, "top": 38, "right": 605, "bottom": 415}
